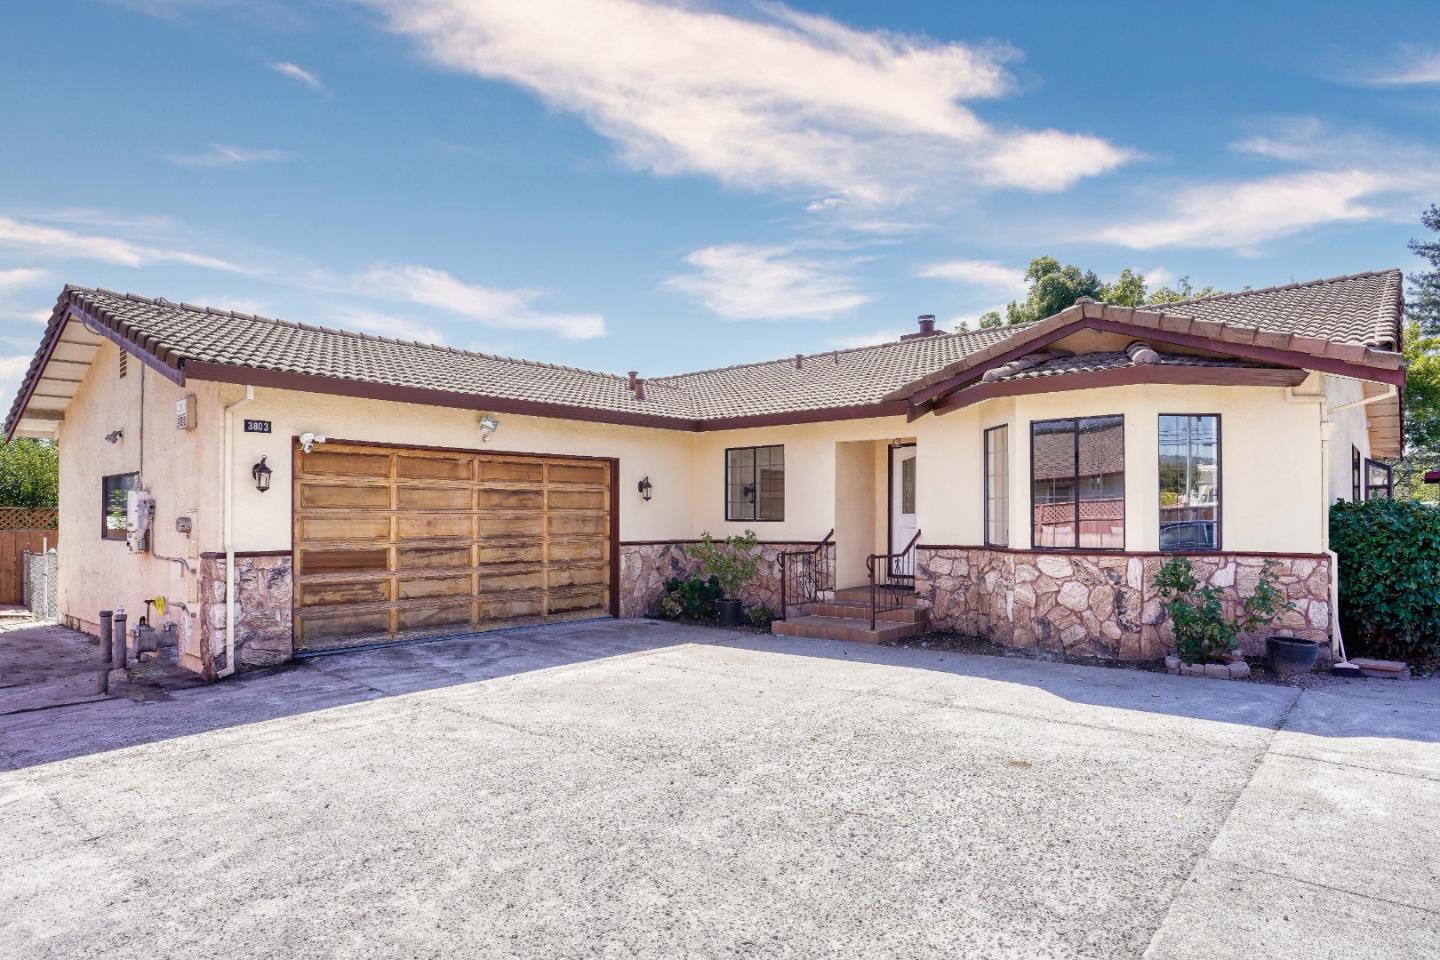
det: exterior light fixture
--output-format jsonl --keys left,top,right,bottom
{"left": 637, "top": 476, "right": 653, "bottom": 501}
{"left": 105, "top": 429, "right": 124, "bottom": 444}
{"left": 299, "top": 432, "right": 326, "bottom": 454}
{"left": 479, "top": 414, "right": 500, "bottom": 442}
{"left": 252, "top": 456, "right": 272, "bottom": 493}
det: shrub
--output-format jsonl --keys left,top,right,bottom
{"left": 1152, "top": 556, "right": 1292, "bottom": 664}
{"left": 744, "top": 604, "right": 777, "bottom": 629}
{"left": 1330, "top": 499, "right": 1440, "bottom": 663}
{"left": 689, "top": 530, "right": 760, "bottom": 600}
{"left": 656, "top": 575, "right": 723, "bottom": 621}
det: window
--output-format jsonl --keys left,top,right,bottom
{"left": 1159, "top": 415, "right": 1220, "bottom": 551}
{"left": 101, "top": 473, "right": 139, "bottom": 540}
{"left": 1364, "top": 458, "right": 1393, "bottom": 501}
{"left": 900, "top": 454, "right": 916, "bottom": 514}
{"left": 725, "top": 445, "right": 784, "bottom": 521}
{"left": 984, "top": 425, "right": 1009, "bottom": 546}
{"left": 1352, "top": 446, "right": 1362, "bottom": 502}
{"left": 1031, "top": 416, "right": 1124, "bottom": 549}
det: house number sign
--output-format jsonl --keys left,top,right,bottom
{"left": 244, "top": 419, "right": 273, "bottom": 434}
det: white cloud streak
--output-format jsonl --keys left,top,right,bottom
{"left": 165, "top": 144, "right": 292, "bottom": 167}
{"left": 270, "top": 60, "right": 326, "bottom": 91}
{"left": 355, "top": 263, "right": 607, "bottom": 339}
{"left": 0, "top": 215, "right": 246, "bottom": 272}
{"left": 829, "top": 328, "right": 904, "bottom": 349}
{"left": 0, "top": 268, "right": 49, "bottom": 295}
{"left": 356, "top": 0, "right": 1132, "bottom": 204}
{"left": 914, "top": 258, "right": 1026, "bottom": 293}
{"left": 1359, "top": 46, "right": 1440, "bottom": 86}
{"left": 664, "top": 244, "right": 869, "bottom": 320}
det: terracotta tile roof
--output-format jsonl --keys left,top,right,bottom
{"left": 3, "top": 270, "right": 1407, "bottom": 436}
{"left": 990, "top": 349, "right": 1269, "bottom": 383}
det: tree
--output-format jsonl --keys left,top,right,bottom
{"left": 1003, "top": 257, "right": 1102, "bottom": 325}
{"left": 1146, "top": 276, "right": 1221, "bottom": 305}
{"left": 0, "top": 439, "right": 58, "bottom": 508}
{"left": 977, "top": 310, "right": 1002, "bottom": 329}
{"left": 1099, "top": 268, "right": 1146, "bottom": 307}
{"left": 1396, "top": 205, "right": 1440, "bottom": 502}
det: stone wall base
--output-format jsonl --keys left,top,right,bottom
{"left": 619, "top": 542, "right": 835, "bottom": 619}
{"left": 198, "top": 553, "right": 294, "bottom": 677}
{"left": 916, "top": 548, "right": 1330, "bottom": 662}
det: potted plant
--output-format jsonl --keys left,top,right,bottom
{"left": 1153, "top": 557, "right": 1294, "bottom": 667}
{"left": 690, "top": 529, "right": 760, "bottom": 627}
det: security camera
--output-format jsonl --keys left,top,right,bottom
{"left": 299, "top": 432, "right": 327, "bottom": 454}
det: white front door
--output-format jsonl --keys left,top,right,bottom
{"left": 890, "top": 445, "right": 917, "bottom": 572}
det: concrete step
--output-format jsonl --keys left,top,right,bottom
{"left": 804, "top": 601, "right": 929, "bottom": 625}
{"left": 832, "top": 586, "right": 922, "bottom": 608}
{"left": 771, "top": 614, "right": 923, "bottom": 645}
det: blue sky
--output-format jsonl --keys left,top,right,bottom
{"left": 1, "top": 0, "right": 1438, "bottom": 403}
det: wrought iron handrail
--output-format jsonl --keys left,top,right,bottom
{"left": 778, "top": 530, "right": 835, "bottom": 620}
{"left": 865, "top": 529, "right": 921, "bottom": 630}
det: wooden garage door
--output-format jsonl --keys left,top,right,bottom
{"left": 293, "top": 442, "right": 613, "bottom": 652}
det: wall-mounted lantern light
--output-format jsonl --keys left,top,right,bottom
{"left": 105, "top": 429, "right": 124, "bottom": 444}
{"left": 637, "top": 476, "right": 653, "bottom": 501}
{"left": 479, "top": 414, "right": 500, "bottom": 443}
{"left": 252, "top": 456, "right": 272, "bottom": 493}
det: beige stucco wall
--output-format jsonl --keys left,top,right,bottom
{"left": 1321, "top": 373, "right": 1371, "bottom": 505}
{"left": 56, "top": 341, "right": 223, "bottom": 658}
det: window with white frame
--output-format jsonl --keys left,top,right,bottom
{"left": 984, "top": 425, "right": 1009, "bottom": 546}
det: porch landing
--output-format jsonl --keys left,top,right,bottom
{"left": 771, "top": 586, "right": 929, "bottom": 645}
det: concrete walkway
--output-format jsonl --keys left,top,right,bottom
{"left": 1, "top": 620, "right": 1436, "bottom": 959}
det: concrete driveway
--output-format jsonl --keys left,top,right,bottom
{"left": 2, "top": 621, "right": 1437, "bottom": 959}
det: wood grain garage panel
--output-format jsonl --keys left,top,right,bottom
{"left": 293, "top": 441, "right": 613, "bottom": 652}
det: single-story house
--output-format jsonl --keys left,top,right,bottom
{"left": 4, "top": 270, "right": 1405, "bottom": 677}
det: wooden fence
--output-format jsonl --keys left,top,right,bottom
{"left": 0, "top": 508, "right": 57, "bottom": 605}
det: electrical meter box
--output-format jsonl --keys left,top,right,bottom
{"left": 126, "top": 490, "right": 155, "bottom": 553}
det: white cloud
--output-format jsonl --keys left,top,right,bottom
{"left": 1359, "top": 46, "right": 1440, "bottom": 86}
{"left": 0, "top": 268, "right": 49, "bottom": 295}
{"left": 664, "top": 244, "right": 869, "bottom": 320}
{"left": 915, "top": 258, "right": 1026, "bottom": 293}
{"left": 270, "top": 60, "right": 326, "bottom": 91}
{"left": 1094, "top": 170, "right": 1392, "bottom": 250}
{"left": 165, "top": 144, "right": 292, "bottom": 167}
{"left": 357, "top": 0, "right": 1132, "bottom": 204}
{"left": 0, "top": 215, "right": 245, "bottom": 272}
{"left": 829, "top": 328, "right": 904, "bottom": 348}
{"left": 356, "top": 263, "right": 606, "bottom": 339}
{"left": 806, "top": 196, "right": 847, "bottom": 213}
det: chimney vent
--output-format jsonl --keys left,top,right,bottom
{"left": 633, "top": 378, "right": 646, "bottom": 401}
{"left": 900, "top": 313, "right": 941, "bottom": 340}
{"left": 627, "top": 370, "right": 638, "bottom": 390}
{"left": 794, "top": 353, "right": 804, "bottom": 369}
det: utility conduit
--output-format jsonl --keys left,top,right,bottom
{"left": 220, "top": 386, "right": 254, "bottom": 678}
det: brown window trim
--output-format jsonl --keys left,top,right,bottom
{"left": 101, "top": 472, "right": 138, "bottom": 541}
{"left": 724, "top": 444, "right": 785, "bottom": 522}
{"left": 1158, "top": 413, "right": 1222, "bottom": 553}
{"left": 983, "top": 424, "right": 1009, "bottom": 547}
{"left": 1351, "top": 445, "right": 1362, "bottom": 502}
{"left": 1029, "top": 415, "right": 1126, "bottom": 552}
{"left": 1363, "top": 457, "right": 1393, "bottom": 501}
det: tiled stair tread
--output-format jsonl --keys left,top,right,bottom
{"left": 805, "top": 602, "right": 927, "bottom": 623}
{"left": 831, "top": 588, "right": 923, "bottom": 608}
{"left": 772, "top": 615, "right": 923, "bottom": 644}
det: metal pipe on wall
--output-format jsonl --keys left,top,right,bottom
{"left": 219, "top": 386, "right": 255, "bottom": 679}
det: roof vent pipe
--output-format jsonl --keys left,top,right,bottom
{"left": 633, "top": 378, "right": 646, "bottom": 401}
{"left": 627, "top": 370, "right": 638, "bottom": 390}
{"left": 795, "top": 354, "right": 804, "bottom": 369}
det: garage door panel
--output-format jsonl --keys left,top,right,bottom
{"left": 295, "top": 442, "right": 612, "bottom": 652}
{"left": 396, "top": 513, "right": 472, "bottom": 539}
{"left": 300, "top": 483, "right": 390, "bottom": 510}
{"left": 475, "top": 488, "right": 545, "bottom": 510}
{"left": 397, "top": 487, "right": 471, "bottom": 510}
{"left": 396, "top": 455, "right": 471, "bottom": 481}
{"left": 298, "top": 514, "right": 391, "bottom": 542}
{"left": 299, "top": 579, "right": 390, "bottom": 607}
{"left": 477, "top": 460, "right": 544, "bottom": 483}
{"left": 397, "top": 575, "right": 472, "bottom": 600}
{"left": 298, "top": 547, "right": 390, "bottom": 576}
{"left": 302, "top": 450, "right": 391, "bottom": 478}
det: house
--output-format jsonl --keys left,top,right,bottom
{"left": 3, "top": 271, "right": 1404, "bottom": 677}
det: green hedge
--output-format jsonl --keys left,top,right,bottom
{"left": 1330, "top": 499, "right": 1440, "bottom": 663}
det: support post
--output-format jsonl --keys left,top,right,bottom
{"left": 97, "top": 609, "right": 113, "bottom": 695}
{"left": 113, "top": 609, "right": 128, "bottom": 673}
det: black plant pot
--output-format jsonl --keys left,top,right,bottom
{"left": 717, "top": 599, "right": 743, "bottom": 628}
{"left": 1266, "top": 636, "right": 1319, "bottom": 677}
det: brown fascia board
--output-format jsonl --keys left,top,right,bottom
{"left": 931, "top": 364, "right": 1309, "bottom": 416}
{"left": 896, "top": 316, "right": 1090, "bottom": 411}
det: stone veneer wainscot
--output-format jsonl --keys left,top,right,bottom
{"left": 199, "top": 552, "right": 294, "bottom": 677}
{"left": 619, "top": 541, "right": 836, "bottom": 619}
{"left": 915, "top": 547, "right": 1331, "bottom": 661}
